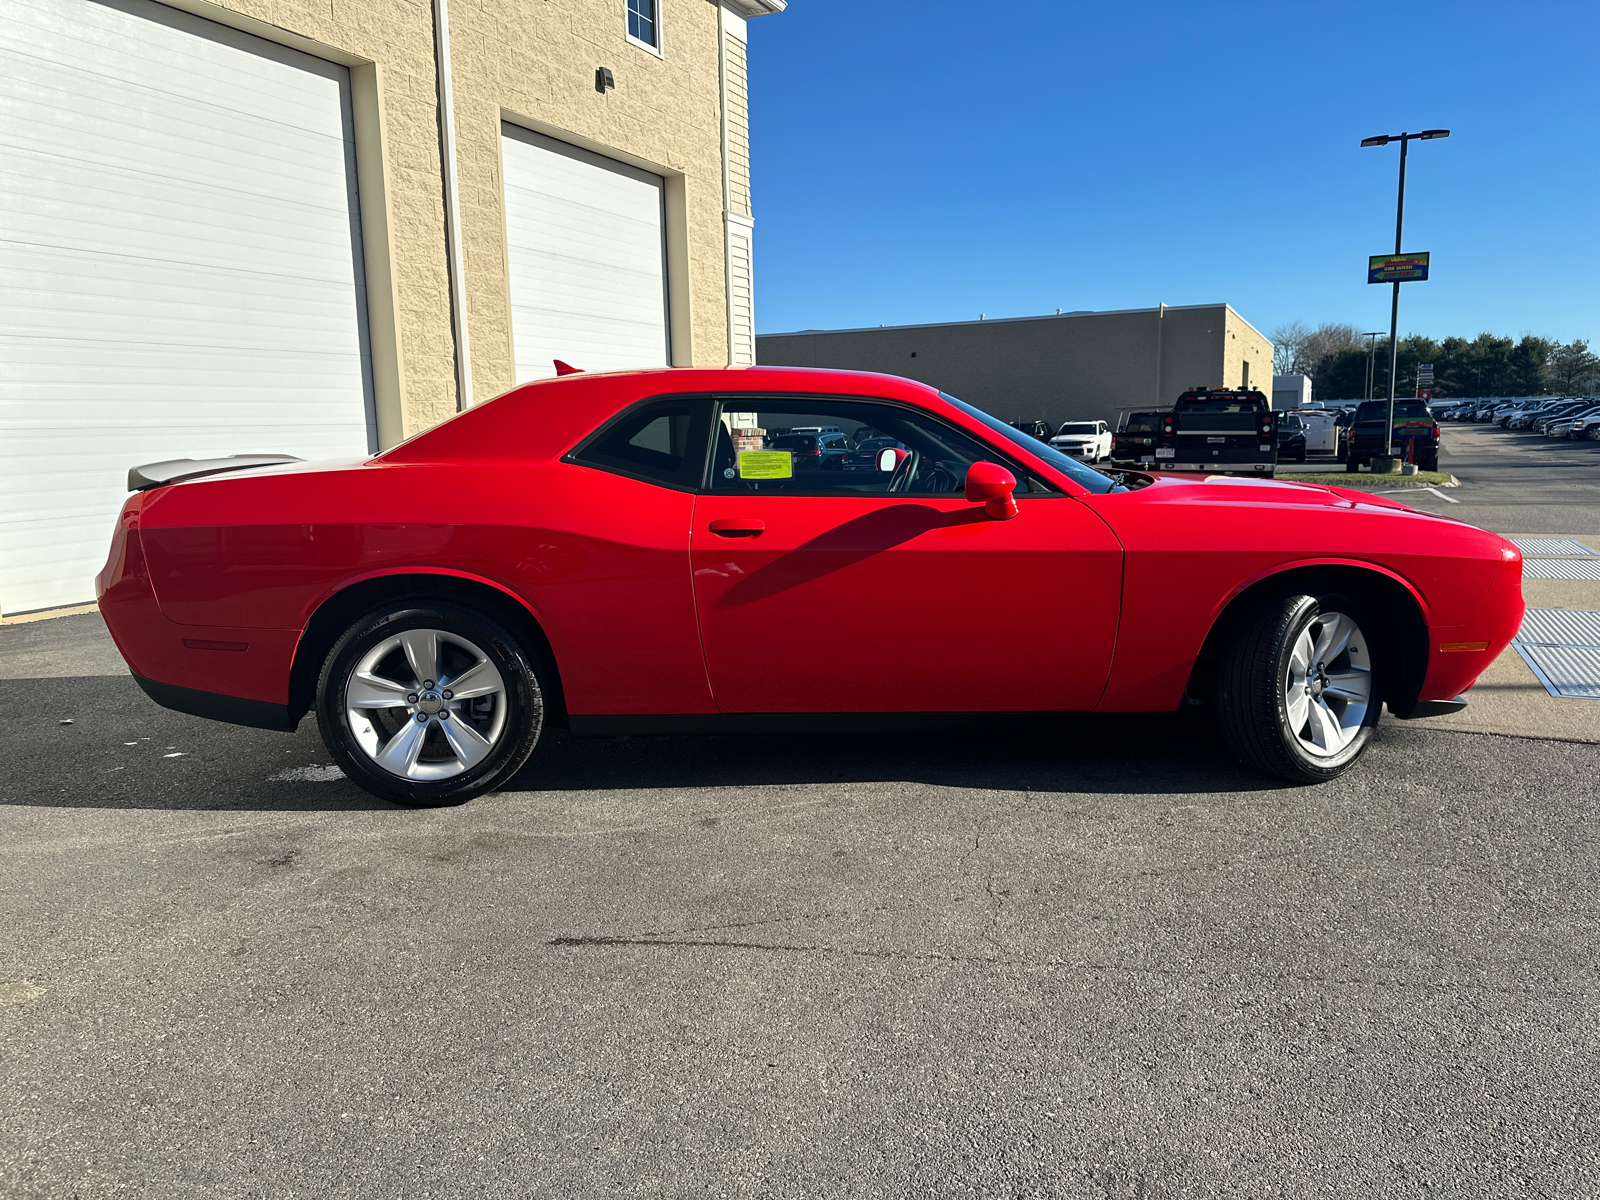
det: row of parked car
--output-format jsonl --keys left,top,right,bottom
{"left": 1437, "top": 396, "right": 1600, "bottom": 439}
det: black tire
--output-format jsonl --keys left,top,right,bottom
{"left": 1214, "top": 591, "right": 1380, "bottom": 784}
{"left": 1345, "top": 457, "right": 1361, "bottom": 473}
{"left": 1418, "top": 452, "right": 1438, "bottom": 472}
{"left": 316, "top": 602, "right": 545, "bottom": 806}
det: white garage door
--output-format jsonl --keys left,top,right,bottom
{"left": 501, "top": 125, "right": 670, "bottom": 384}
{"left": 0, "top": 0, "right": 375, "bottom": 615}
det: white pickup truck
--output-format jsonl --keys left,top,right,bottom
{"left": 1048, "top": 420, "right": 1113, "bottom": 462}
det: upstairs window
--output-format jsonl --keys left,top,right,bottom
{"left": 626, "top": 0, "right": 660, "bottom": 52}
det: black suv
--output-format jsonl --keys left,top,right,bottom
{"left": 768, "top": 432, "right": 849, "bottom": 470}
{"left": 1276, "top": 413, "right": 1308, "bottom": 462}
{"left": 1346, "top": 400, "right": 1439, "bottom": 471}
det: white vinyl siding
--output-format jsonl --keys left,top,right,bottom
{"left": 728, "top": 223, "right": 755, "bottom": 367}
{"left": 722, "top": 33, "right": 751, "bottom": 217}
{"left": 0, "top": 0, "right": 374, "bottom": 615}
{"left": 501, "top": 125, "right": 670, "bottom": 383}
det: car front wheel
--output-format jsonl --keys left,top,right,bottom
{"left": 315, "top": 602, "right": 545, "bottom": 806}
{"left": 1215, "top": 592, "right": 1379, "bottom": 783}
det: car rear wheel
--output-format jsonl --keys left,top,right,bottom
{"left": 1215, "top": 592, "right": 1379, "bottom": 783}
{"left": 316, "top": 603, "right": 544, "bottom": 806}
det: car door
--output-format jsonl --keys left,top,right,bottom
{"left": 691, "top": 396, "right": 1123, "bottom": 714}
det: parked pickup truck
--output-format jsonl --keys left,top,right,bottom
{"left": 1344, "top": 399, "right": 1440, "bottom": 471}
{"left": 1111, "top": 387, "right": 1278, "bottom": 476}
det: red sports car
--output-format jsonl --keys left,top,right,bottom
{"left": 97, "top": 367, "right": 1524, "bottom": 804}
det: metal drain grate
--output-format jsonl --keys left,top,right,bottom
{"left": 1518, "top": 608, "right": 1600, "bottom": 647}
{"left": 1511, "top": 608, "right": 1600, "bottom": 700}
{"left": 1514, "top": 646, "right": 1600, "bottom": 700}
{"left": 1522, "top": 558, "right": 1600, "bottom": 580}
{"left": 1510, "top": 538, "right": 1597, "bottom": 557}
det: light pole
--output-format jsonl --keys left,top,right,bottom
{"left": 1361, "top": 128, "right": 1449, "bottom": 456}
{"left": 1362, "top": 331, "right": 1385, "bottom": 400}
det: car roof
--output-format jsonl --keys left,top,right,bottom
{"left": 379, "top": 365, "right": 977, "bottom": 462}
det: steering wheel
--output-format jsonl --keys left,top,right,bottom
{"left": 921, "top": 461, "right": 961, "bottom": 494}
{"left": 887, "top": 449, "right": 919, "bottom": 493}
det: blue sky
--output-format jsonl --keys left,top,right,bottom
{"left": 747, "top": 1, "right": 1599, "bottom": 345}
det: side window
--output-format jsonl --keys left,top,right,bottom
{"left": 569, "top": 398, "right": 712, "bottom": 490}
{"left": 709, "top": 397, "right": 1035, "bottom": 496}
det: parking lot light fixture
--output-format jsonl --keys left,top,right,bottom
{"left": 1362, "top": 129, "right": 1451, "bottom": 456}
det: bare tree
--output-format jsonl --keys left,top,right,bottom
{"left": 1270, "top": 321, "right": 1361, "bottom": 377}
{"left": 1271, "top": 321, "right": 1310, "bottom": 376}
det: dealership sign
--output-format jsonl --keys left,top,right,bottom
{"left": 1369, "top": 252, "right": 1430, "bottom": 284}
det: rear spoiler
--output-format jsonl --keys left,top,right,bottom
{"left": 128, "top": 455, "right": 303, "bottom": 492}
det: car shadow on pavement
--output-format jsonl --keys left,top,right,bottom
{"left": 4, "top": 674, "right": 1288, "bottom": 810}
{"left": 3, "top": 675, "right": 394, "bottom": 812}
{"left": 505, "top": 713, "right": 1283, "bottom": 799}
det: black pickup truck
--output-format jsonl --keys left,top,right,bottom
{"left": 1111, "top": 388, "right": 1278, "bottom": 477}
{"left": 1343, "top": 400, "right": 1440, "bottom": 471}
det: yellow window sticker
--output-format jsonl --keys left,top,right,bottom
{"left": 738, "top": 450, "right": 793, "bottom": 479}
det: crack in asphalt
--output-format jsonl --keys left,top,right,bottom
{"left": 634, "top": 909, "right": 864, "bottom": 938}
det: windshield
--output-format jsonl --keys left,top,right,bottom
{"left": 1356, "top": 400, "right": 1432, "bottom": 422}
{"left": 1281, "top": 415, "right": 1304, "bottom": 429}
{"left": 1177, "top": 396, "right": 1264, "bottom": 413}
{"left": 939, "top": 393, "right": 1118, "bottom": 494}
{"left": 1057, "top": 423, "right": 1099, "bottom": 436}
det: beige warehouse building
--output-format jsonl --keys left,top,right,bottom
{"left": 0, "top": 0, "right": 781, "bottom": 614}
{"left": 758, "top": 304, "right": 1273, "bottom": 430}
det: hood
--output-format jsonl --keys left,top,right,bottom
{"left": 1144, "top": 473, "right": 1456, "bottom": 518}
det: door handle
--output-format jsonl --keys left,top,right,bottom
{"left": 708, "top": 518, "right": 765, "bottom": 538}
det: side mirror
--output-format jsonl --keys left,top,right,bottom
{"left": 964, "top": 461, "right": 1019, "bottom": 520}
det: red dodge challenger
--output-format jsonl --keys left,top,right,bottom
{"left": 97, "top": 367, "right": 1524, "bottom": 805}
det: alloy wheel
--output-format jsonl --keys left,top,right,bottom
{"left": 1283, "top": 611, "right": 1373, "bottom": 757}
{"left": 344, "top": 628, "right": 508, "bottom": 780}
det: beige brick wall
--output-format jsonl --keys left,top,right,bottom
{"left": 1222, "top": 310, "right": 1274, "bottom": 395}
{"left": 756, "top": 305, "right": 1271, "bottom": 429}
{"left": 181, "top": 0, "right": 738, "bottom": 442}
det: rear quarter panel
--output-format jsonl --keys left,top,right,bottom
{"left": 136, "top": 460, "right": 714, "bottom": 714}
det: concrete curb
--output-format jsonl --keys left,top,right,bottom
{"left": 0, "top": 603, "right": 99, "bottom": 626}
{"left": 1280, "top": 473, "right": 1461, "bottom": 491}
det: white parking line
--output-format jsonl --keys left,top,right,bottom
{"left": 1377, "top": 486, "right": 1459, "bottom": 503}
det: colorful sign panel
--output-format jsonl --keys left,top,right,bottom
{"left": 1369, "top": 252, "right": 1430, "bottom": 284}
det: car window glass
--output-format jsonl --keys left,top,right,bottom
{"left": 939, "top": 393, "right": 1118, "bottom": 494}
{"left": 569, "top": 398, "right": 713, "bottom": 490}
{"left": 1176, "top": 396, "right": 1261, "bottom": 413}
{"left": 709, "top": 398, "right": 1040, "bottom": 496}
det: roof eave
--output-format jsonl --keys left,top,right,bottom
{"left": 723, "top": 0, "right": 786, "bottom": 16}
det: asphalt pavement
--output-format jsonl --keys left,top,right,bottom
{"left": 1287, "top": 419, "right": 1600, "bottom": 534}
{"left": 3, "top": 425, "right": 1598, "bottom": 1198}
